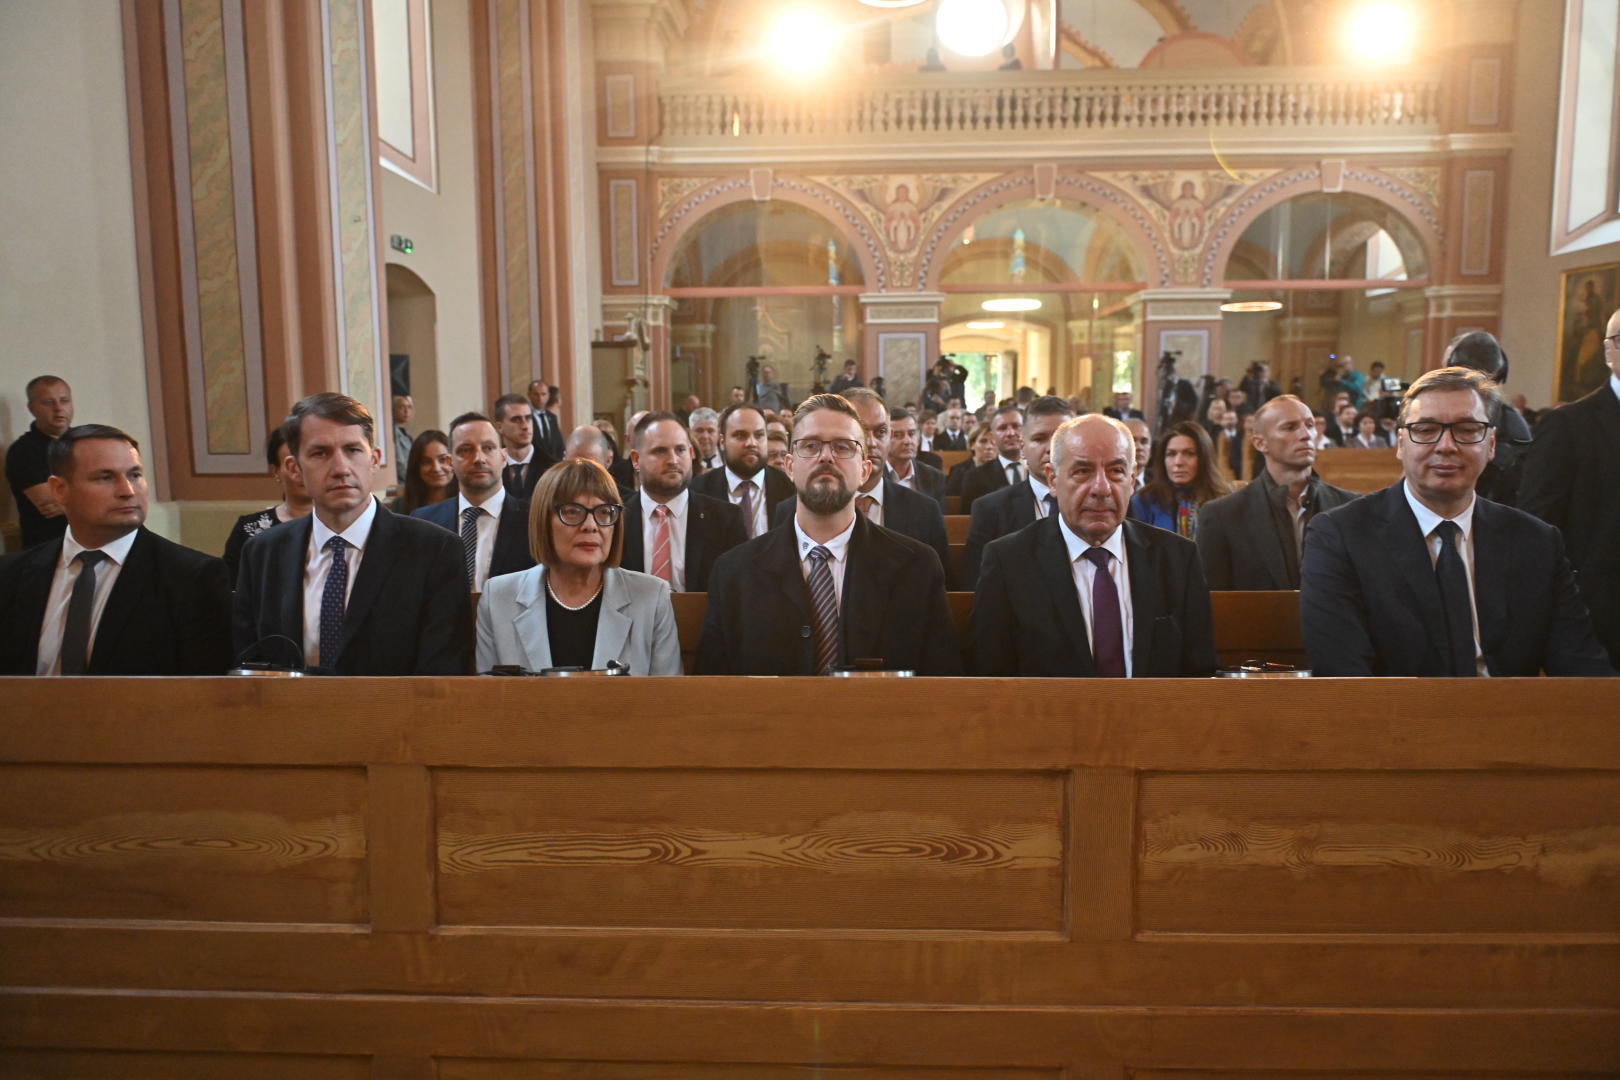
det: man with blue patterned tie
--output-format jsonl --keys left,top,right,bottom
{"left": 697, "top": 394, "right": 959, "bottom": 676}
{"left": 233, "top": 393, "right": 472, "bottom": 675}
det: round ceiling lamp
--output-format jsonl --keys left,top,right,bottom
{"left": 1344, "top": 2, "right": 1416, "bottom": 65}
{"left": 857, "top": 0, "right": 927, "bottom": 7}
{"left": 765, "top": 10, "right": 837, "bottom": 76}
{"left": 982, "top": 297, "right": 1041, "bottom": 312}
{"left": 965, "top": 320, "right": 1006, "bottom": 330}
{"left": 936, "top": 0, "right": 1010, "bottom": 58}
{"left": 1219, "top": 300, "right": 1283, "bottom": 313}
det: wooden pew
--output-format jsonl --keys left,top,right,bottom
{"left": 945, "top": 514, "right": 970, "bottom": 543}
{"left": 936, "top": 449, "right": 969, "bottom": 472}
{"left": 3, "top": 677, "right": 1616, "bottom": 1073}
{"left": 674, "top": 590, "right": 1304, "bottom": 673}
{"left": 1314, "top": 446, "right": 1401, "bottom": 492}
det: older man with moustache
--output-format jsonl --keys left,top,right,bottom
{"left": 697, "top": 394, "right": 959, "bottom": 675}
{"left": 971, "top": 414, "right": 1217, "bottom": 678}
{"left": 1196, "top": 395, "right": 1357, "bottom": 590}
{"left": 620, "top": 411, "right": 746, "bottom": 593}
{"left": 958, "top": 395, "right": 1074, "bottom": 590}
{"left": 412, "top": 412, "right": 535, "bottom": 593}
{"left": 1520, "top": 307, "right": 1620, "bottom": 667}
{"left": 1303, "top": 367, "right": 1612, "bottom": 677}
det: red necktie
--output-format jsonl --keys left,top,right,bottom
{"left": 650, "top": 505, "right": 673, "bottom": 586}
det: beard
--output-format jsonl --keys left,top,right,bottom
{"left": 640, "top": 468, "right": 689, "bottom": 500}
{"left": 725, "top": 449, "right": 763, "bottom": 478}
{"left": 800, "top": 467, "right": 856, "bottom": 514}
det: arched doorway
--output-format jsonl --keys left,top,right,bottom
{"left": 385, "top": 263, "right": 439, "bottom": 436}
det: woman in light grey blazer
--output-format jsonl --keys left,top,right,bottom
{"left": 476, "top": 458, "right": 681, "bottom": 675}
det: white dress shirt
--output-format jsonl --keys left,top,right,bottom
{"left": 460, "top": 486, "right": 507, "bottom": 593}
{"left": 303, "top": 498, "right": 378, "bottom": 667}
{"left": 1030, "top": 474, "right": 1054, "bottom": 519}
{"left": 640, "top": 487, "right": 689, "bottom": 592}
{"left": 725, "top": 466, "right": 770, "bottom": 537}
{"left": 855, "top": 476, "right": 886, "bottom": 526}
{"left": 35, "top": 526, "right": 140, "bottom": 675}
{"left": 1402, "top": 480, "right": 1487, "bottom": 676}
{"left": 794, "top": 514, "right": 855, "bottom": 603}
{"left": 506, "top": 445, "right": 536, "bottom": 488}
{"left": 1058, "top": 515, "right": 1135, "bottom": 677}
{"left": 998, "top": 455, "right": 1025, "bottom": 486}
{"left": 892, "top": 461, "right": 916, "bottom": 490}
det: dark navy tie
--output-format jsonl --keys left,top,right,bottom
{"left": 1433, "top": 521, "right": 1475, "bottom": 676}
{"left": 1043, "top": 493, "right": 1058, "bottom": 519}
{"left": 60, "top": 550, "right": 108, "bottom": 675}
{"left": 460, "top": 506, "right": 483, "bottom": 588}
{"left": 318, "top": 536, "right": 350, "bottom": 670}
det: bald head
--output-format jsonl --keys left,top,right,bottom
{"left": 566, "top": 424, "right": 611, "bottom": 467}
{"left": 1252, "top": 393, "right": 1311, "bottom": 436}
{"left": 1050, "top": 413, "right": 1134, "bottom": 473}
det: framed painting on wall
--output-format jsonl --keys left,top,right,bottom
{"left": 1556, "top": 263, "right": 1619, "bottom": 402}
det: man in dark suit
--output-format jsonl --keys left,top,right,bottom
{"left": 412, "top": 412, "right": 534, "bottom": 592}
{"left": 689, "top": 407, "right": 723, "bottom": 474}
{"left": 1197, "top": 394, "right": 1358, "bottom": 590}
{"left": 959, "top": 395, "right": 1074, "bottom": 589}
{"left": 934, "top": 406, "right": 969, "bottom": 452}
{"left": 698, "top": 394, "right": 959, "bottom": 675}
{"left": 689, "top": 403, "right": 793, "bottom": 539}
{"left": 494, "top": 393, "right": 557, "bottom": 501}
{"left": 1303, "top": 367, "right": 1613, "bottom": 677}
{"left": 959, "top": 404, "right": 1027, "bottom": 512}
{"left": 234, "top": 393, "right": 473, "bottom": 675}
{"left": 1520, "top": 310, "right": 1620, "bottom": 667}
{"left": 1102, "top": 390, "right": 1145, "bottom": 422}
{"left": 527, "top": 378, "right": 567, "bottom": 461}
{"left": 621, "top": 411, "right": 745, "bottom": 592}
{"left": 0, "top": 424, "right": 232, "bottom": 675}
{"left": 886, "top": 408, "right": 947, "bottom": 509}
{"left": 972, "top": 415, "right": 1217, "bottom": 677}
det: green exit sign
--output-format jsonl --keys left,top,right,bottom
{"left": 390, "top": 234, "right": 414, "bottom": 255}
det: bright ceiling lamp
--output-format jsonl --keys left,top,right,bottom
{"left": 965, "top": 320, "right": 1006, "bottom": 330}
{"left": 765, "top": 10, "right": 837, "bottom": 77}
{"left": 858, "top": 0, "right": 927, "bottom": 7}
{"left": 936, "top": 0, "right": 1009, "bottom": 58}
{"left": 982, "top": 297, "right": 1041, "bottom": 312}
{"left": 1344, "top": 2, "right": 1417, "bottom": 65}
{"left": 1220, "top": 300, "right": 1283, "bottom": 312}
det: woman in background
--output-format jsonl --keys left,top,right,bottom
{"left": 223, "top": 425, "right": 312, "bottom": 584}
{"left": 393, "top": 429, "right": 455, "bottom": 515}
{"left": 1129, "top": 422, "right": 1233, "bottom": 539}
{"left": 947, "top": 421, "right": 996, "bottom": 498}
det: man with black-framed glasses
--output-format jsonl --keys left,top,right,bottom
{"left": 1521, "top": 308, "right": 1620, "bottom": 669}
{"left": 1301, "top": 367, "right": 1612, "bottom": 677}
{"left": 697, "top": 393, "right": 960, "bottom": 676}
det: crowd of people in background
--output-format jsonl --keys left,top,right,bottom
{"left": 4, "top": 322, "right": 1617, "bottom": 682}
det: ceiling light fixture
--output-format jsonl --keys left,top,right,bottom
{"left": 857, "top": 0, "right": 927, "bottom": 7}
{"left": 965, "top": 320, "right": 1006, "bottom": 330}
{"left": 765, "top": 10, "right": 837, "bottom": 76}
{"left": 1344, "top": 2, "right": 1416, "bottom": 65}
{"left": 1219, "top": 300, "right": 1283, "bottom": 313}
{"left": 936, "top": 0, "right": 1009, "bottom": 58}
{"left": 982, "top": 297, "right": 1041, "bottom": 312}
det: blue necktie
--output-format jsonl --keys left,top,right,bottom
{"left": 319, "top": 536, "right": 350, "bottom": 670}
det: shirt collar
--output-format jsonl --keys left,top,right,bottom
{"left": 312, "top": 496, "right": 379, "bottom": 553}
{"left": 507, "top": 445, "right": 534, "bottom": 465}
{"left": 62, "top": 525, "right": 140, "bottom": 567}
{"left": 892, "top": 459, "right": 915, "bottom": 481}
{"left": 459, "top": 485, "right": 506, "bottom": 518}
{"left": 1610, "top": 372, "right": 1620, "bottom": 405}
{"left": 1057, "top": 511, "right": 1126, "bottom": 565}
{"left": 863, "top": 477, "right": 887, "bottom": 505}
{"left": 1029, "top": 473, "right": 1051, "bottom": 503}
{"left": 725, "top": 466, "right": 762, "bottom": 494}
{"left": 794, "top": 514, "right": 856, "bottom": 563}
{"left": 997, "top": 454, "right": 1021, "bottom": 471}
{"left": 646, "top": 487, "right": 689, "bottom": 518}
{"left": 1402, "top": 479, "right": 1475, "bottom": 540}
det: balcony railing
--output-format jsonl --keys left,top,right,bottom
{"left": 658, "top": 68, "right": 1443, "bottom": 141}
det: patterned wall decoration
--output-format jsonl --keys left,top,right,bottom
{"left": 806, "top": 173, "right": 995, "bottom": 290}
{"left": 1380, "top": 166, "right": 1443, "bottom": 209}
{"left": 1102, "top": 170, "right": 1255, "bottom": 284}
{"left": 609, "top": 179, "right": 640, "bottom": 287}
{"left": 487, "top": 0, "right": 541, "bottom": 390}
{"left": 163, "top": 0, "right": 266, "bottom": 471}
{"left": 1460, "top": 170, "right": 1497, "bottom": 276}
{"left": 657, "top": 176, "right": 720, "bottom": 219}
{"left": 878, "top": 332, "right": 927, "bottom": 408}
{"left": 323, "top": 0, "right": 385, "bottom": 429}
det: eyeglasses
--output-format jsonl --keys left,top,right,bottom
{"left": 1606, "top": 333, "right": 1620, "bottom": 347}
{"left": 555, "top": 501, "right": 623, "bottom": 527}
{"left": 791, "top": 438, "right": 864, "bottom": 460}
{"left": 1398, "top": 420, "right": 1493, "bottom": 444}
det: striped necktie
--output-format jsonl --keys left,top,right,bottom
{"left": 460, "top": 506, "right": 482, "bottom": 588}
{"left": 650, "top": 504, "right": 673, "bottom": 585}
{"left": 806, "top": 545, "right": 840, "bottom": 675}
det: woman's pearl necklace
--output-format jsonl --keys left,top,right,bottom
{"left": 547, "top": 578, "right": 601, "bottom": 611}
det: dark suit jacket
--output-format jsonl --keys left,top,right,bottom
{"left": 771, "top": 477, "right": 950, "bottom": 587}
{"left": 971, "top": 517, "right": 1217, "bottom": 677}
{"left": 620, "top": 491, "right": 747, "bottom": 593}
{"left": 1103, "top": 407, "right": 1146, "bottom": 421}
{"left": 1196, "top": 471, "right": 1358, "bottom": 590}
{"left": 946, "top": 456, "right": 978, "bottom": 497}
{"left": 934, "top": 430, "right": 968, "bottom": 452}
{"left": 916, "top": 450, "right": 944, "bottom": 473}
{"left": 232, "top": 500, "right": 473, "bottom": 675}
{"left": 1520, "top": 384, "right": 1620, "bottom": 666}
{"left": 899, "top": 460, "right": 947, "bottom": 509}
{"left": 502, "top": 450, "right": 558, "bottom": 501}
{"left": 696, "top": 512, "right": 961, "bottom": 675}
{"left": 1300, "top": 483, "right": 1614, "bottom": 677}
{"left": 533, "top": 408, "right": 566, "bottom": 462}
{"left": 689, "top": 463, "right": 795, "bottom": 529}
{"left": 959, "top": 479, "right": 1038, "bottom": 590}
{"left": 960, "top": 457, "right": 1017, "bottom": 512}
{"left": 0, "top": 527, "right": 233, "bottom": 675}
{"left": 411, "top": 496, "right": 536, "bottom": 584}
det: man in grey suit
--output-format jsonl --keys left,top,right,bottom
{"left": 1197, "top": 394, "right": 1357, "bottom": 590}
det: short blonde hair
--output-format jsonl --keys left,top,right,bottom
{"left": 527, "top": 458, "right": 625, "bottom": 568}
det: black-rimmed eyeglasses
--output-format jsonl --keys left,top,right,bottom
{"left": 791, "top": 438, "right": 864, "bottom": 460}
{"left": 1398, "top": 420, "right": 1494, "bottom": 444}
{"left": 555, "top": 502, "right": 623, "bottom": 527}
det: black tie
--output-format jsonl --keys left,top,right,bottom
{"left": 1043, "top": 493, "right": 1058, "bottom": 519}
{"left": 60, "top": 550, "right": 109, "bottom": 675}
{"left": 460, "top": 506, "right": 483, "bottom": 588}
{"left": 1433, "top": 521, "right": 1475, "bottom": 676}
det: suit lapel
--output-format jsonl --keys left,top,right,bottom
{"left": 592, "top": 569, "right": 633, "bottom": 668}
{"left": 1035, "top": 517, "right": 1093, "bottom": 673}
{"left": 621, "top": 494, "right": 646, "bottom": 572}
{"left": 1011, "top": 481, "right": 1037, "bottom": 529}
{"left": 337, "top": 501, "right": 399, "bottom": 660}
{"left": 1243, "top": 481, "right": 1290, "bottom": 588}
{"left": 88, "top": 528, "right": 153, "bottom": 673}
{"left": 1122, "top": 521, "right": 1161, "bottom": 670}
{"left": 513, "top": 568, "right": 552, "bottom": 669}
{"left": 880, "top": 478, "right": 909, "bottom": 534}
{"left": 1378, "top": 485, "right": 1451, "bottom": 647}
{"left": 685, "top": 500, "right": 709, "bottom": 586}
{"left": 277, "top": 517, "right": 311, "bottom": 643}
{"left": 1591, "top": 385, "right": 1620, "bottom": 463}
{"left": 13, "top": 541, "right": 61, "bottom": 670}
{"left": 842, "top": 515, "right": 895, "bottom": 664}
{"left": 1470, "top": 499, "right": 1509, "bottom": 670}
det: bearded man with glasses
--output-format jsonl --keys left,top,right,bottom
{"left": 697, "top": 394, "right": 961, "bottom": 676}
{"left": 1301, "top": 367, "right": 1613, "bottom": 677}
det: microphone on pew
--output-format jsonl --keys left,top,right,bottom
{"left": 229, "top": 635, "right": 308, "bottom": 677}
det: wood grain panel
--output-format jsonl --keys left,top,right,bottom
{"left": 0, "top": 1049, "right": 368, "bottom": 1079}
{"left": 1130, "top": 1073, "right": 1615, "bottom": 1079}
{"left": 440, "top": 1064, "right": 1056, "bottom": 1079}
{"left": 434, "top": 769, "right": 1065, "bottom": 930}
{"left": 1137, "top": 772, "right": 1620, "bottom": 934}
{"left": 0, "top": 765, "right": 366, "bottom": 923}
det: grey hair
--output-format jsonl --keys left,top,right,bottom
{"left": 688, "top": 407, "right": 720, "bottom": 426}
{"left": 1397, "top": 365, "right": 1503, "bottom": 425}
{"left": 1049, "top": 413, "right": 1134, "bottom": 471}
